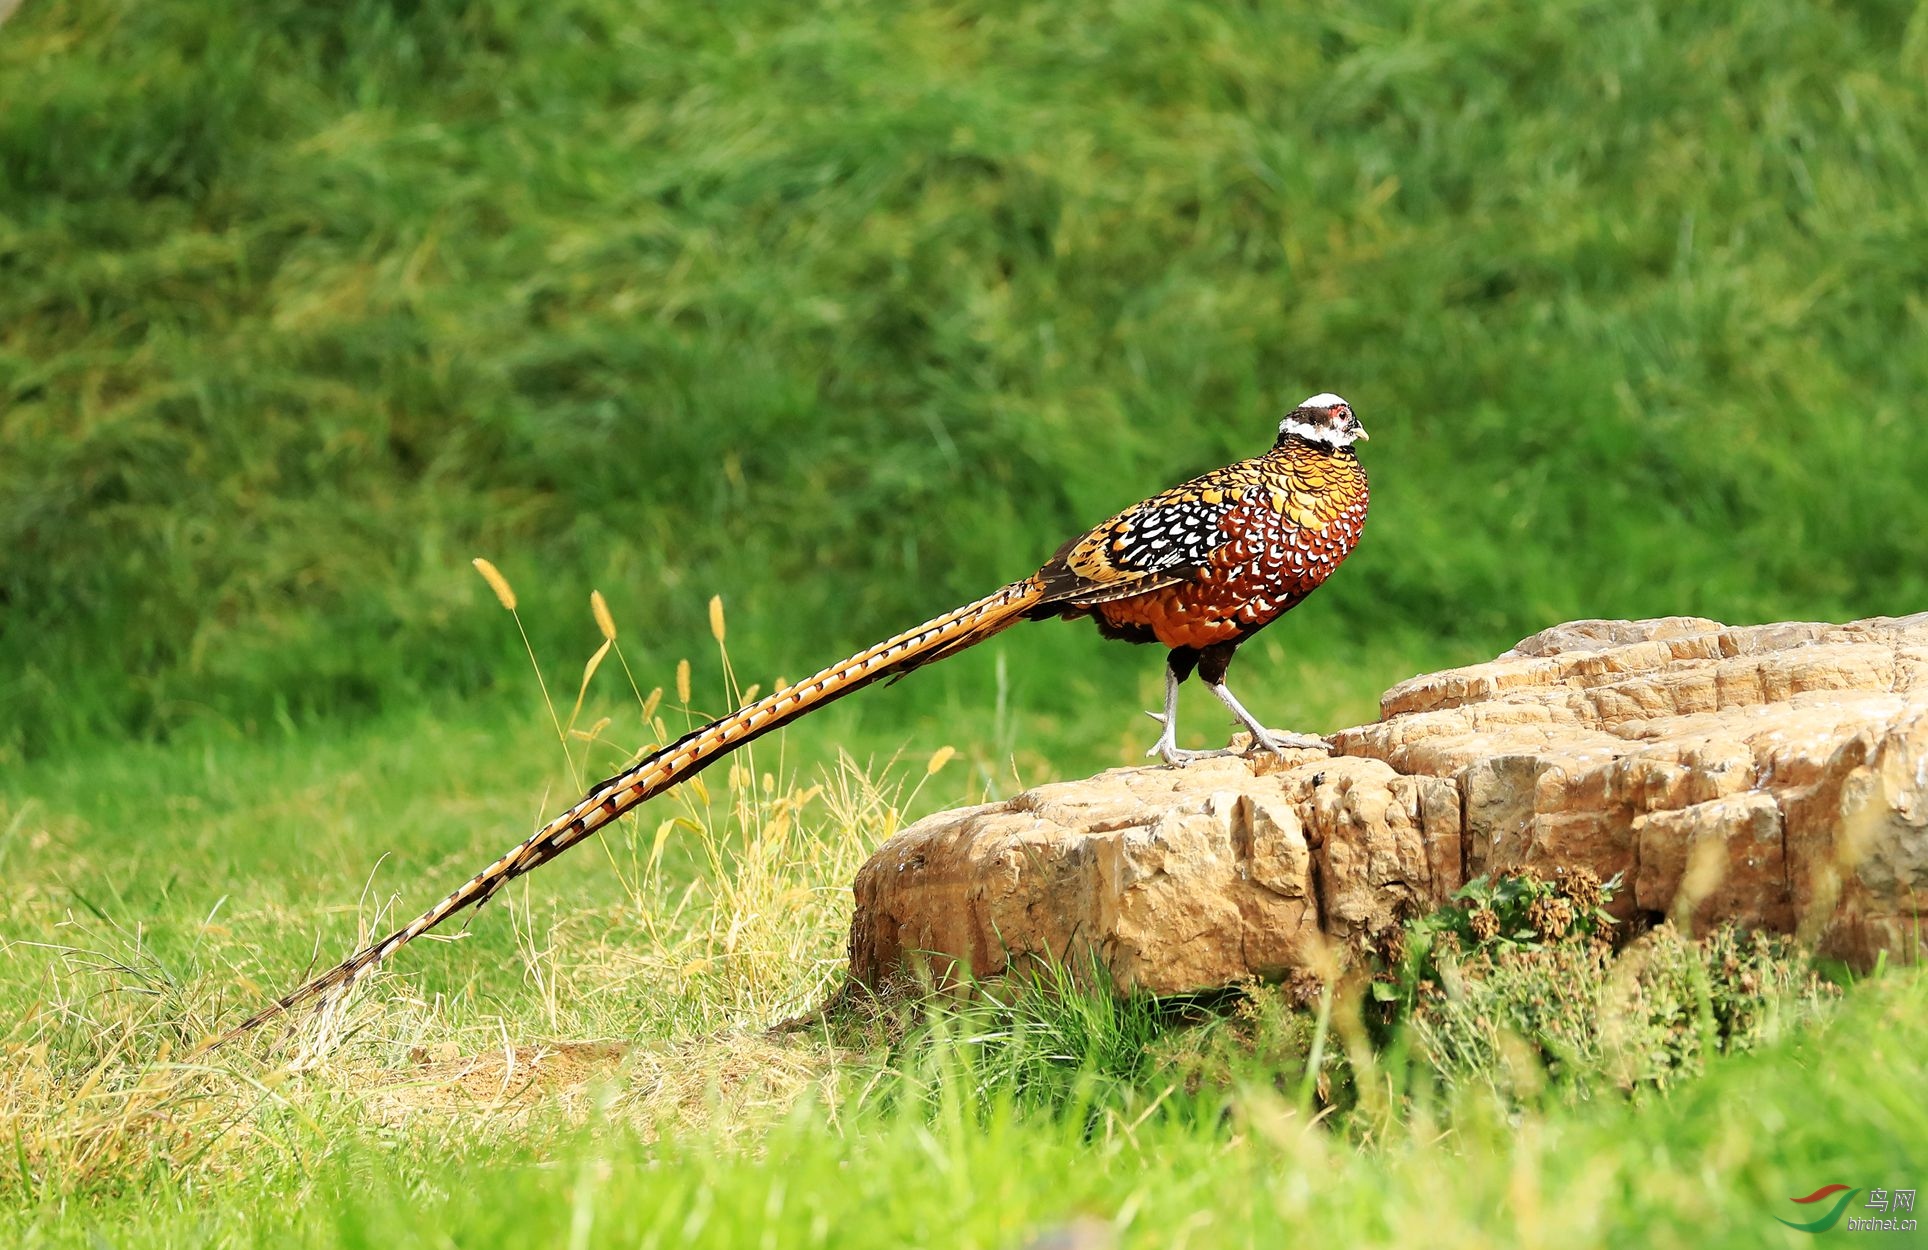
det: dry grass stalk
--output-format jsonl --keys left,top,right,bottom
{"left": 567, "top": 639, "right": 614, "bottom": 731}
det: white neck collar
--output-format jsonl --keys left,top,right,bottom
{"left": 1278, "top": 417, "right": 1359, "bottom": 447}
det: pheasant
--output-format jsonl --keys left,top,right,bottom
{"left": 222, "top": 393, "right": 1370, "bottom": 1041}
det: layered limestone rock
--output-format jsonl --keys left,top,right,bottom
{"left": 847, "top": 614, "right": 1928, "bottom": 994}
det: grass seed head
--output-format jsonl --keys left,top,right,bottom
{"left": 591, "top": 590, "right": 617, "bottom": 641}
{"left": 471, "top": 558, "right": 517, "bottom": 611}
{"left": 709, "top": 595, "right": 726, "bottom": 644}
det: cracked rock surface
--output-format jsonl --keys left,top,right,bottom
{"left": 847, "top": 614, "right": 1928, "bottom": 994}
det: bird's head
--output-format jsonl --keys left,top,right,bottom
{"left": 1277, "top": 393, "right": 1368, "bottom": 449}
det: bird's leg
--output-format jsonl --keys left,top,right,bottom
{"left": 1143, "top": 665, "right": 1189, "bottom": 764}
{"left": 1206, "top": 679, "right": 1329, "bottom": 755}
{"left": 1192, "top": 641, "right": 1327, "bottom": 756}
{"left": 1145, "top": 653, "right": 1235, "bottom": 766}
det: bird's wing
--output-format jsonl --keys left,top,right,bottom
{"left": 1034, "top": 473, "right": 1246, "bottom": 606}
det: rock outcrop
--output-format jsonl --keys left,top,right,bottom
{"left": 847, "top": 615, "right": 1928, "bottom": 995}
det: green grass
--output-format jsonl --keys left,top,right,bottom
{"left": 81, "top": 973, "right": 1928, "bottom": 1248}
{"left": 2, "top": 695, "right": 1919, "bottom": 1248}
{"left": 5, "top": 0, "right": 1928, "bottom": 758}
{"left": 22, "top": 978, "right": 1928, "bottom": 1250}
{"left": 5, "top": 0, "right": 1927, "bottom": 1244}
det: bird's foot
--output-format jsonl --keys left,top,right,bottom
{"left": 1142, "top": 711, "right": 1238, "bottom": 767}
{"left": 1147, "top": 741, "right": 1239, "bottom": 767}
{"left": 1240, "top": 728, "right": 1333, "bottom": 756}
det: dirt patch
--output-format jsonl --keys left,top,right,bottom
{"left": 359, "top": 1031, "right": 859, "bottom": 1134}
{"left": 361, "top": 1040, "right": 630, "bottom": 1122}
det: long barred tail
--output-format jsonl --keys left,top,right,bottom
{"left": 213, "top": 578, "right": 1046, "bottom": 1046}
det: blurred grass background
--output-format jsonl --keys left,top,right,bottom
{"left": 6, "top": 0, "right": 1927, "bottom": 763}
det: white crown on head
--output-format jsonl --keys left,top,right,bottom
{"left": 1278, "top": 392, "right": 1365, "bottom": 446}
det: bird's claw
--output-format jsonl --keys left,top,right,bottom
{"left": 1147, "top": 740, "right": 1238, "bottom": 767}
{"left": 1242, "top": 729, "right": 1332, "bottom": 756}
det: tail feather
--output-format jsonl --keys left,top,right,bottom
{"left": 210, "top": 579, "right": 1044, "bottom": 1047}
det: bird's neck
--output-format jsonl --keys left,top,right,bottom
{"left": 1271, "top": 433, "right": 1360, "bottom": 461}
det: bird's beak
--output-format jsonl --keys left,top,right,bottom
{"left": 1350, "top": 420, "right": 1370, "bottom": 442}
